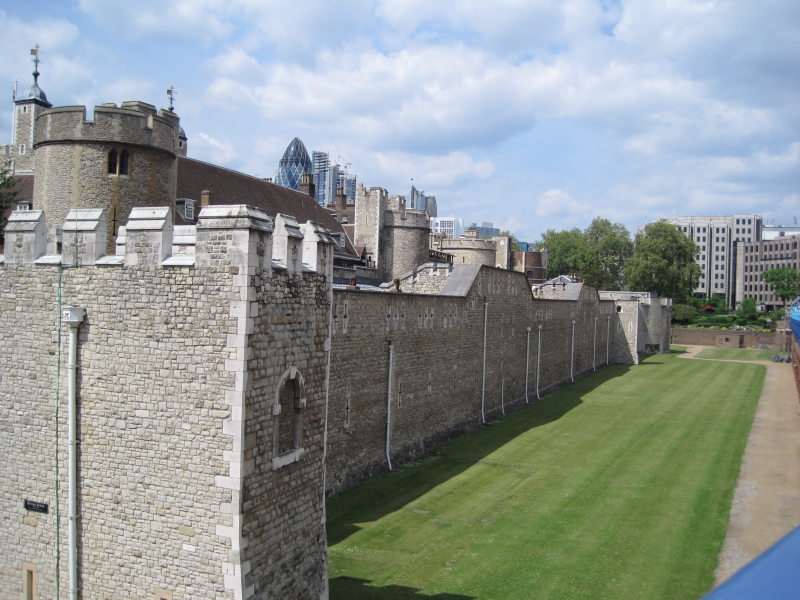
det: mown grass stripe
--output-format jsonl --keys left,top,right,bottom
{"left": 327, "top": 350, "right": 763, "bottom": 599}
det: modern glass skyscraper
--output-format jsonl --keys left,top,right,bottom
{"left": 312, "top": 150, "right": 356, "bottom": 207}
{"left": 274, "top": 137, "right": 313, "bottom": 190}
{"left": 408, "top": 185, "right": 437, "bottom": 217}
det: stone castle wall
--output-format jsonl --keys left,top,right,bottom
{"left": 325, "top": 266, "right": 618, "bottom": 495}
{"left": 0, "top": 206, "right": 331, "bottom": 600}
{"left": 2, "top": 204, "right": 670, "bottom": 597}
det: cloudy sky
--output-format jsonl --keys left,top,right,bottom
{"left": 1, "top": 1, "right": 798, "bottom": 242}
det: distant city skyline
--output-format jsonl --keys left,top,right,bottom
{"left": 0, "top": 2, "right": 797, "bottom": 242}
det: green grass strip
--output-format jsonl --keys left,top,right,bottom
{"left": 695, "top": 348, "right": 782, "bottom": 361}
{"left": 327, "top": 350, "right": 764, "bottom": 600}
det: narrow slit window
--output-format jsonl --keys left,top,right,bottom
{"left": 119, "top": 150, "right": 129, "bottom": 175}
{"left": 108, "top": 149, "right": 118, "bottom": 174}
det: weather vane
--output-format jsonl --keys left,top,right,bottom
{"left": 30, "top": 44, "right": 43, "bottom": 85}
{"left": 31, "top": 44, "right": 41, "bottom": 70}
{"left": 167, "top": 85, "right": 176, "bottom": 111}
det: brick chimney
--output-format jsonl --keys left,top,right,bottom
{"left": 200, "top": 188, "right": 212, "bottom": 207}
{"left": 299, "top": 172, "right": 315, "bottom": 198}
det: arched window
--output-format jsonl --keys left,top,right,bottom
{"left": 119, "top": 150, "right": 129, "bottom": 175}
{"left": 108, "top": 149, "right": 117, "bottom": 174}
{"left": 107, "top": 148, "right": 130, "bottom": 176}
{"left": 272, "top": 367, "right": 306, "bottom": 469}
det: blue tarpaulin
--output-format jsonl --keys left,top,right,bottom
{"left": 701, "top": 526, "right": 800, "bottom": 599}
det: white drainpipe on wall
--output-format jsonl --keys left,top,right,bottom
{"left": 481, "top": 300, "right": 488, "bottom": 424}
{"left": 386, "top": 342, "right": 394, "bottom": 471}
{"left": 525, "top": 327, "right": 532, "bottom": 403}
{"left": 570, "top": 320, "right": 576, "bottom": 383}
{"left": 536, "top": 324, "right": 543, "bottom": 400}
{"left": 606, "top": 316, "right": 611, "bottom": 364}
{"left": 593, "top": 317, "right": 598, "bottom": 371}
{"left": 63, "top": 306, "right": 85, "bottom": 600}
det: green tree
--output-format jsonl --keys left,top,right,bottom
{"left": 624, "top": 221, "right": 700, "bottom": 302}
{"left": 581, "top": 218, "right": 633, "bottom": 290}
{"left": 535, "top": 218, "right": 632, "bottom": 290}
{"left": 0, "top": 166, "right": 19, "bottom": 246}
{"left": 536, "top": 228, "right": 585, "bottom": 280}
{"left": 672, "top": 303, "right": 698, "bottom": 323}
{"left": 737, "top": 298, "right": 757, "bottom": 319}
{"left": 762, "top": 267, "right": 800, "bottom": 307}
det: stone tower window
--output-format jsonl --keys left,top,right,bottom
{"left": 107, "top": 148, "right": 130, "bottom": 176}
{"left": 272, "top": 367, "right": 307, "bottom": 469}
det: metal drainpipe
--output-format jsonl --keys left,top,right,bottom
{"left": 386, "top": 342, "right": 394, "bottom": 471}
{"left": 606, "top": 316, "right": 611, "bottom": 365}
{"left": 525, "top": 327, "right": 532, "bottom": 404}
{"left": 593, "top": 317, "right": 598, "bottom": 371}
{"left": 63, "top": 306, "right": 85, "bottom": 600}
{"left": 570, "top": 320, "right": 576, "bottom": 383}
{"left": 481, "top": 300, "right": 488, "bottom": 424}
{"left": 536, "top": 324, "right": 543, "bottom": 400}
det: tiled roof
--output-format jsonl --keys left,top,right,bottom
{"left": 176, "top": 157, "right": 357, "bottom": 257}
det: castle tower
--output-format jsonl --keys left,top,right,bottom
{"left": 382, "top": 195, "right": 431, "bottom": 279}
{"left": 32, "top": 101, "right": 181, "bottom": 252}
{"left": 9, "top": 46, "right": 52, "bottom": 174}
{"left": 354, "top": 184, "right": 387, "bottom": 270}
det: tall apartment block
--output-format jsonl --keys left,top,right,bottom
{"left": 736, "top": 235, "right": 800, "bottom": 310}
{"left": 667, "top": 215, "right": 762, "bottom": 306}
{"left": 430, "top": 216, "right": 465, "bottom": 239}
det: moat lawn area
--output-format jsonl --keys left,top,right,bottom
{"left": 696, "top": 347, "right": 780, "bottom": 361}
{"left": 326, "top": 349, "right": 765, "bottom": 600}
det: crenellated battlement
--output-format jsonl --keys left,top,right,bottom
{"left": 384, "top": 195, "right": 430, "bottom": 229}
{"left": 34, "top": 101, "right": 178, "bottom": 155}
{"left": 0, "top": 205, "right": 334, "bottom": 280}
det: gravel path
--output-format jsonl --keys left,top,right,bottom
{"left": 677, "top": 345, "right": 800, "bottom": 585}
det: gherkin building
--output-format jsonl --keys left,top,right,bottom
{"left": 274, "top": 137, "right": 312, "bottom": 190}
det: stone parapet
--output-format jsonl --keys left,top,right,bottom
{"left": 62, "top": 208, "right": 107, "bottom": 265}
{"left": 272, "top": 213, "right": 304, "bottom": 275}
{"left": 2, "top": 210, "right": 47, "bottom": 264}
{"left": 124, "top": 206, "right": 173, "bottom": 266}
{"left": 35, "top": 102, "right": 177, "bottom": 155}
{"left": 300, "top": 221, "right": 335, "bottom": 279}
{"left": 195, "top": 204, "right": 273, "bottom": 274}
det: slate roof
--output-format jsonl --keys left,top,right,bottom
{"left": 175, "top": 157, "right": 358, "bottom": 257}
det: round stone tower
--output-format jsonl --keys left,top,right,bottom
{"left": 435, "top": 229, "right": 497, "bottom": 266}
{"left": 32, "top": 101, "right": 181, "bottom": 252}
{"left": 382, "top": 195, "right": 431, "bottom": 279}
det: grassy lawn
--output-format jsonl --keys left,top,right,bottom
{"left": 327, "top": 350, "right": 765, "bottom": 600}
{"left": 696, "top": 348, "right": 781, "bottom": 361}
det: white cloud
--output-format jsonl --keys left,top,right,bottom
{"left": 79, "top": 0, "right": 233, "bottom": 39}
{"left": 535, "top": 189, "right": 590, "bottom": 217}
{"left": 373, "top": 151, "right": 494, "bottom": 187}
{"left": 0, "top": 10, "right": 83, "bottom": 87}
{"left": 192, "top": 132, "right": 236, "bottom": 164}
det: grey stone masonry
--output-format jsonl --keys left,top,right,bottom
{"left": 272, "top": 213, "right": 304, "bottom": 275}
{"left": 3, "top": 209, "right": 47, "bottom": 263}
{"left": 61, "top": 208, "right": 106, "bottom": 265}
{"left": 0, "top": 205, "right": 331, "bottom": 600}
{"left": 123, "top": 206, "right": 173, "bottom": 266}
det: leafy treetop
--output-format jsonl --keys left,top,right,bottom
{"left": 623, "top": 221, "right": 700, "bottom": 302}
{"left": 762, "top": 267, "right": 800, "bottom": 307}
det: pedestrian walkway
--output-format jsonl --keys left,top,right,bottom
{"left": 677, "top": 345, "right": 800, "bottom": 585}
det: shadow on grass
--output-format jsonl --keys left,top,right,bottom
{"left": 327, "top": 363, "right": 634, "bottom": 546}
{"left": 329, "top": 576, "right": 476, "bottom": 600}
